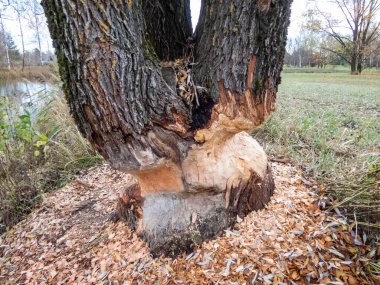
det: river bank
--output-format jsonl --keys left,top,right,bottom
{"left": 0, "top": 65, "right": 60, "bottom": 83}
{"left": 0, "top": 80, "right": 102, "bottom": 234}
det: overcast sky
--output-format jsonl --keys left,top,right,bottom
{"left": 2, "top": 0, "right": 308, "bottom": 52}
{"left": 190, "top": 0, "right": 308, "bottom": 38}
{"left": 1, "top": 3, "right": 52, "bottom": 52}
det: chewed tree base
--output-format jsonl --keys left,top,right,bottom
{"left": 42, "top": 0, "right": 292, "bottom": 258}
{"left": 116, "top": 132, "right": 275, "bottom": 257}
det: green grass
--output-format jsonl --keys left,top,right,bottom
{"left": 253, "top": 72, "right": 380, "bottom": 229}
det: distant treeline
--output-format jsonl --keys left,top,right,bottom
{"left": 0, "top": 0, "right": 56, "bottom": 70}
{"left": 0, "top": 32, "right": 56, "bottom": 69}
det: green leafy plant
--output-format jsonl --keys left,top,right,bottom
{"left": 0, "top": 86, "right": 103, "bottom": 234}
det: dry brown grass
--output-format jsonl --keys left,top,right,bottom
{"left": 0, "top": 65, "right": 60, "bottom": 83}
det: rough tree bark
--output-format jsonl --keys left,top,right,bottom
{"left": 42, "top": 0, "right": 292, "bottom": 256}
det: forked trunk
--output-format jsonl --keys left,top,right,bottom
{"left": 42, "top": 0, "right": 292, "bottom": 256}
{"left": 351, "top": 54, "right": 361, "bottom": 75}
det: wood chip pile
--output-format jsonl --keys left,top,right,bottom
{"left": 0, "top": 163, "right": 379, "bottom": 284}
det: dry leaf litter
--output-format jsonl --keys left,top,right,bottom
{"left": 0, "top": 163, "right": 379, "bottom": 284}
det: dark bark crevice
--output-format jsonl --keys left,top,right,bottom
{"left": 189, "top": 91, "right": 215, "bottom": 131}
{"left": 143, "top": 0, "right": 192, "bottom": 61}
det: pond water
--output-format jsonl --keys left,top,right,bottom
{"left": 0, "top": 80, "right": 54, "bottom": 120}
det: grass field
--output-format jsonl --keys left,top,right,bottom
{"left": 253, "top": 72, "right": 380, "bottom": 229}
{"left": 283, "top": 65, "right": 380, "bottom": 74}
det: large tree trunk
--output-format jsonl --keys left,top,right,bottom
{"left": 351, "top": 55, "right": 360, "bottom": 75}
{"left": 42, "top": 0, "right": 292, "bottom": 256}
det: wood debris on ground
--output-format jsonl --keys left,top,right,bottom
{"left": 0, "top": 163, "right": 379, "bottom": 284}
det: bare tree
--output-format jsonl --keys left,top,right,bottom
{"left": 289, "top": 30, "right": 315, "bottom": 68}
{"left": 307, "top": 0, "right": 380, "bottom": 74}
{"left": 25, "top": 0, "right": 44, "bottom": 66}
{"left": 0, "top": 6, "right": 10, "bottom": 70}
{"left": 366, "top": 36, "right": 380, "bottom": 67}
{"left": 294, "top": 35, "right": 304, "bottom": 67}
{"left": 10, "top": 0, "right": 26, "bottom": 70}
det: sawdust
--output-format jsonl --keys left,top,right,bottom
{"left": 0, "top": 163, "right": 379, "bottom": 284}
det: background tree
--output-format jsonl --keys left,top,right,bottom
{"left": 307, "top": 0, "right": 380, "bottom": 74}
{"left": 366, "top": 36, "right": 380, "bottom": 67}
{"left": 0, "top": 9, "right": 10, "bottom": 70}
{"left": 42, "top": 0, "right": 292, "bottom": 255}
{"left": 10, "top": 0, "right": 27, "bottom": 70}
{"left": 284, "top": 37, "right": 294, "bottom": 66}
{"left": 25, "top": 0, "right": 45, "bottom": 66}
{"left": 5, "top": 33, "right": 20, "bottom": 64}
{"left": 285, "top": 29, "right": 322, "bottom": 68}
{"left": 294, "top": 34, "right": 304, "bottom": 67}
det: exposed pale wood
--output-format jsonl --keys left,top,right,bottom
{"left": 132, "top": 162, "right": 185, "bottom": 195}
{"left": 118, "top": 132, "right": 274, "bottom": 256}
{"left": 183, "top": 132, "right": 267, "bottom": 194}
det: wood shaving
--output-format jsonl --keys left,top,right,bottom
{"left": 0, "top": 163, "right": 379, "bottom": 284}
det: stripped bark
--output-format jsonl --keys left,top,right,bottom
{"left": 42, "top": 0, "right": 292, "bottom": 256}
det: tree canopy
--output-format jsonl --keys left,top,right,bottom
{"left": 306, "top": 0, "right": 380, "bottom": 74}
